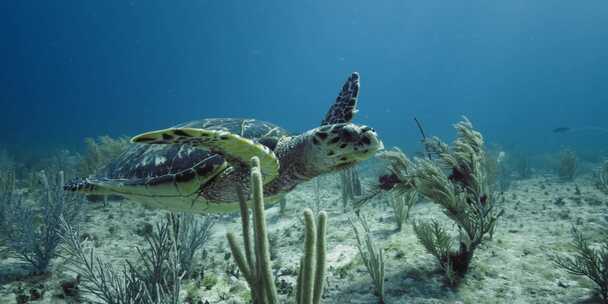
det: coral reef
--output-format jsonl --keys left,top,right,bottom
{"left": 2, "top": 142, "right": 607, "bottom": 302}
{"left": 3, "top": 117, "right": 608, "bottom": 303}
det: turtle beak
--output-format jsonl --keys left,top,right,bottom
{"left": 361, "top": 126, "right": 382, "bottom": 151}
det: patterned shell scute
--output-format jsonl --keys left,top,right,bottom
{"left": 99, "top": 118, "right": 289, "bottom": 182}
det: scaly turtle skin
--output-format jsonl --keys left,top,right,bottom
{"left": 65, "top": 72, "right": 382, "bottom": 213}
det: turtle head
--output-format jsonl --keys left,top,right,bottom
{"left": 301, "top": 123, "right": 382, "bottom": 175}
{"left": 270, "top": 72, "right": 382, "bottom": 188}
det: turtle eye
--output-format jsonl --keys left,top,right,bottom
{"left": 361, "top": 126, "right": 374, "bottom": 133}
{"left": 340, "top": 126, "right": 358, "bottom": 142}
{"left": 316, "top": 132, "right": 328, "bottom": 140}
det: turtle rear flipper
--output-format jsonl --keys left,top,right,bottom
{"left": 64, "top": 178, "right": 125, "bottom": 201}
{"left": 132, "top": 128, "right": 279, "bottom": 184}
{"left": 321, "top": 72, "right": 360, "bottom": 126}
{"left": 64, "top": 178, "right": 101, "bottom": 193}
{"left": 65, "top": 178, "right": 122, "bottom": 195}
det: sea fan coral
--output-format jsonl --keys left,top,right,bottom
{"left": 1, "top": 170, "right": 82, "bottom": 273}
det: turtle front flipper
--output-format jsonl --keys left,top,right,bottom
{"left": 321, "top": 72, "right": 360, "bottom": 126}
{"left": 132, "top": 128, "right": 279, "bottom": 184}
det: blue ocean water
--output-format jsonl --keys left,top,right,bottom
{"left": 1, "top": 0, "right": 607, "bottom": 159}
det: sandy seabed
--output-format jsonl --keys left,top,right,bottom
{"left": 1, "top": 172, "right": 607, "bottom": 304}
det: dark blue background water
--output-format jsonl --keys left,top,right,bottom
{"left": 2, "top": 0, "right": 607, "bottom": 159}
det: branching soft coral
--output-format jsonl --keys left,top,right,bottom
{"left": 552, "top": 227, "right": 608, "bottom": 303}
{"left": 413, "top": 118, "right": 502, "bottom": 285}
{"left": 1, "top": 170, "right": 82, "bottom": 273}
{"left": 353, "top": 147, "right": 416, "bottom": 210}
{"left": 377, "top": 147, "right": 416, "bottom": 192}
{"left": 369, "top": 117, "right": 503, "bottom": 285}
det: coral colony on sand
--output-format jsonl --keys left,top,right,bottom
{"left": 411, "top": 119, "right": 503, "bottom": 285}
{"left": 370, "top": 118, "right": 503, "bottom": 285}
{"left": 552, "top": 227, "right": 608, "bottom": 304}
{"left": 1, "top": 170, "right": 82, "bottom": 274}
{"left": 227, "top": 157, "right": 327, "bottom": 304}
{"left": 350, "top": 215, "right": 385, "bottom": 303}
{"left": 60, "top": 212, "right": 214, "bottom": 304}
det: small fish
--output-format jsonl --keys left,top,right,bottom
{"left": 552, "top": 127, "right": 571, "bottom": 133}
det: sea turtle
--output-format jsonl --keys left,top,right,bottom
{"left": 65, "top": 72, "right": 382, "bottom": 213}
